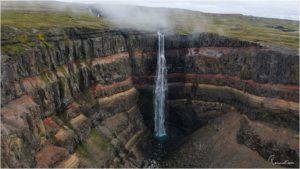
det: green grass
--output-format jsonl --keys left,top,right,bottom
{"left": 37, "top": 33, "right": 45, "bottom": 41}
{"left": 36, "top": 33, "right": 56, "bottom": 48}
{"left": 1, "top": 7, "right": 113, "bottom": 54}
{"left": 17, "top": 34, "right": 30, "bottom": 43}
{"left": 1, "top": 2, "right": 298, "bottom": 49}
{"left": 171, "top": 12, "right": 299, "bottom": 48}
{"left": 1, "top": 10, "right": 113, "bottom": 29}
{"left": 2, "top": 44, "right": 28, "bottom": 54}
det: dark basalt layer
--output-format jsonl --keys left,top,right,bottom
{"left": 1, "top": 27, "right": 299, "bottom": 168}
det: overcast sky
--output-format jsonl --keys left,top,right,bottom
{"left": 56, "top": 0, "right": 299, "bottom": 20}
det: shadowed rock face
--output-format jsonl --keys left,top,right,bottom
{"left": 1, "top": 27, "right": 299, "bottom": 168}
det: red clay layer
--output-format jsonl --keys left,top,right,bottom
{"left": 135, "top": 73, "right": 299, "bottom": 92}
{"left": 19, "top": 47, "right": 240, "bottom": 94}
{"left": 10, "top": 48, "right": 297, "bottom": 112}
{"left": 22, "top": 76, "right": 46, "bottom": 94}
{"left": 134, "top": 47, "right": 247, "bottom": 56}
{"left": 88, "top": 72, "right": 298, "bottom": 102}
{"left": 21, "top": 53, "right": 131, "bottom": 94}
{"left": 43, "top": 116, "right": 55, "bottom": 126}
{"left": 66, "top": 102, "right": 79, "bottom": 111}
{"left": 91, "top": 52, "right": 129, "bottom": 66}
{"left": 164, "top": 47, "right": 233, "bottom": 55}
{"left": 91, "top": 77, "right": 133, "bottom": 92}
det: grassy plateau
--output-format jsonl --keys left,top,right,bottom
{"left": 1, "top": 1, "right": 299, "bottom": 49}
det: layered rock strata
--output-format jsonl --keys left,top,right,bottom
{"left": 1, "top": 27, "right": 298, "bottom": 168}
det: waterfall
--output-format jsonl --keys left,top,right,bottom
{"left": 154, "top": 32, "right": 167, "bottom": 138}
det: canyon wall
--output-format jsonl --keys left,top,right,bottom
{"left": 1, "top": 27, "right": 299, "bottom": 167}
{"left": 1, "top": 28, "right": 152, "bottom": 168}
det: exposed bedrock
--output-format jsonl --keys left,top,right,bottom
{"left": 1, "top": 27, "right": 299, "bottom": 168}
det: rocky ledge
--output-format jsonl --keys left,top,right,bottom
{"left": 1, "top": 27, "right": 299, "bottom": 168}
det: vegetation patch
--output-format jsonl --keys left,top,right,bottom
{"left": 37, "top": 33, "right": 45, "bottom": 41}
{"left": 76, "top": 128, "right": 113, "bottom": 166}
{"left": 17, "top": 34, "right": 30, "bottom": 43}
{"left": 2, "top": 44, "right": 27, "bottom": 54}
{"left": 89, "top": 128, "right": 111, "bottom": 150}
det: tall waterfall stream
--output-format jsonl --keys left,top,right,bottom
{"left": 144, "top": 32, "right": 187, "bottom": 168}
{"left": 154, "top": 32, "right": 167, "bottom": 138}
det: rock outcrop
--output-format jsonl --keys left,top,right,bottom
{"left": 1, "top": 27, "right": 299, "bottom": 168}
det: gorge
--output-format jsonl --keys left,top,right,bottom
{"left": 1, "top": 2, "right": 299, "bottom": 168}
{"left": 2, "top": 27, "right": 299, "bottom": 168}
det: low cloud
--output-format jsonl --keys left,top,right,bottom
{"left": 90, "top": 4, "right": 175, "bottom": 32}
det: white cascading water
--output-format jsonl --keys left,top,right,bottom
{"left": 154, "top": 32, "right": 167, "bottom": 137}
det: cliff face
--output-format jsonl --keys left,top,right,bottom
{"left": 1, "top": 28, "right": 151, "bottom": 168}
{"left": 1, "top": 27, "right": 299, "bottom": 168}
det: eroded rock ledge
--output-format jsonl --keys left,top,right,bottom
{"left": 1, "top": 28, "right": 298, "bottom": 168}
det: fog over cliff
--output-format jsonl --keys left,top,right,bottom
{"left": 58, "top": 0, "right": 299, "bottom": 21}
{"left": 91, "top": 4, "right": 174, "bottom": 31}
{"left": 90, "top": 4, "right": 206, "bottom": 33}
